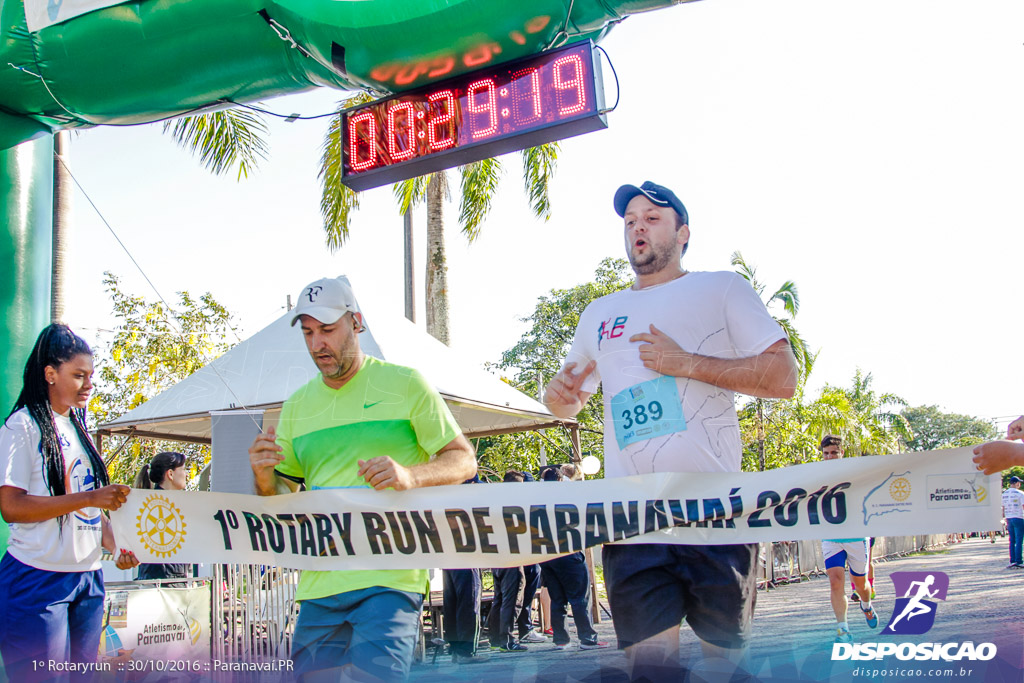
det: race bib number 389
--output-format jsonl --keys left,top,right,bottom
{"left": 610, "top": 376, "right": 686, "bottom": 449}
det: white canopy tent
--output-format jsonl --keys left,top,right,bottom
{"left": 97, "top": 279, "right": 574, "bottom": 447}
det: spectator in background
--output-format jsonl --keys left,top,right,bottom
{"left": 443, "top": 476, "right": 488, "bottom": 664}
{"left": 1001, "top": 476, "right": 1024, "bottom": 569}
{"left": 539, "top": 466, "right": 609, "bottom": 651}
{"left": 487, "top": 471, "right": 531, "bottom": 651}
{"left": 518, "top": 469, "right": 547, "bottom": 645}
{"left": 132, "top": 451, "right": 190, "bottom": 583}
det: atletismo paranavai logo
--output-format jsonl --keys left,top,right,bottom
{"left": 832, "top": 571, "right": 997, "bottom": 662}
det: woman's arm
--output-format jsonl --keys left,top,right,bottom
{"left": 0, "top": 483, "right": 130, "bottom": 523}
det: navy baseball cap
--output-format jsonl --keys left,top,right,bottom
{"left": 613, "top": 181, "right": 688, "bottom": 225}
{"left": 1011, "top": 476, "right": 1023, "bottom": 484}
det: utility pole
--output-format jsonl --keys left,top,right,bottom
{"left": 404, "top": 209, "right": 415, "bottom": 322}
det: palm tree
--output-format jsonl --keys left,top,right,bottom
{"left": 162, "top": 110, "right": 270, "bottom": 180}
{"left": 319, "top": 104, "right": 559, "bottom": 344}
{"left": 164, "top": 97, "right": 559, "bottom": 345}
{"left": 730, "top": 251, "right": 813, "bottom": 471}
{"left": 812, "top": 369, "right": 913, "bottom": 456}
{"left": 730, "top": 251, "right": 812, "bottom": 380}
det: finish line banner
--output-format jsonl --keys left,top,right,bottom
{"left": 110, "top": 447, "right": 998, "bottom": 570}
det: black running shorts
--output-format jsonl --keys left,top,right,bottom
{"left": 602, "top": 542, "right": 759, "bottom": 649}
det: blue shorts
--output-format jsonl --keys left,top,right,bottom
{"left": 822, "top": 539, "right": 869, "bottom": 576}
{"left": 0, "top": 552, "right": 105, "bottom": 682}
{"left": 291, "top": 586, "right": 423, "bottom": 682}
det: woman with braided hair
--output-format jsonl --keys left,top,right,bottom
{"left": 0, "top": 324, "right": 137, "bottom": 679}
{"left": 132, "top": 451, "right": 190, "bottom": 583}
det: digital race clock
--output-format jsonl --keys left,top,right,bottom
{"left": 341, "top": 41, "right": 607, "bottom": 191}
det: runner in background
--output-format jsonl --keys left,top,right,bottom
{"left": 849, "top": 537, "right": 877, "bottom": 604}
{"left": 819, "top": 435, "right": 879, "bottom": 643}
{"left": 0, "top": 324, "right": 137, "bottom": 681}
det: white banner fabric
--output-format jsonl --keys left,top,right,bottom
{"left": 24, "top": 0, "right": 130, "bottom": 32}
{"left": 121, "top": 586, "right": 211, "bottom": 662}
{"left": 110, "top": 448, "right": 999, "bottom": 571}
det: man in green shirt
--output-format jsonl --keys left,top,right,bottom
{"left": 249, "top": 276, "right": 477, "bottom": 682}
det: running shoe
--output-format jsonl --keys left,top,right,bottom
{"left": 520, "top": 632, "right": 548, "bottom": 643}
{"left": 543, "top": 628, "right": 554, "bottom": 636}
{"left": 579, "top": 640, "right": 611, "bottom": 650}
{"left": 861, "top": 602, "right": 879, "bottom": 629}
{"left": 553, "top": 642, "right": 570, "bottom": 651}
{"left": 497, "top": 642, "right": 529, "bottom": 652}
{"left": 835, "top": 627, "right": 853, "bottom": 644}
{"left": 849, "top": 591, "right": 861, "bottom": 603}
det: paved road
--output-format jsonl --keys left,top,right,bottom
{"left": 409, "top": 538, "right": 1024, "bottom": 682}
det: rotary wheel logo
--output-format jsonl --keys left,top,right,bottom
{"left": 889, "top": 477, "right": 912, "bottom": 502}
{"left": 135, "top": 494, "right": 187, "bottom": 558}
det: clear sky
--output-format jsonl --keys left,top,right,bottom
{"left": 61, "top": 0, "right": 1024, "bottom": 431}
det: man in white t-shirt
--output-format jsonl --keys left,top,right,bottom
{"left": 543, "top": 181, "right": 798, "bottom": 680}
{"left": 1001, "top": 476, "right": 1024, "bottom": 569}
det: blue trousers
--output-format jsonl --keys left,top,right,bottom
{"left": 1008, "top": 517, "right": 1024, "bottom": 565}
{"left": 487, "top": 567, "right": 524, "bottom": 648}
{"left": 291, "top": 586, "right": 423, "bottom": 682}
{"left": 518, "top": 563, "right": 541, "bottom": 638}
{"left": 541, "top": 553, "right": 597, "bottom": 645}
{"left": 0, "top": 553, "right": 105, "bottom": 683}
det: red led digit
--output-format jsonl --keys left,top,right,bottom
{"left": 386, "top": 101, "right": 416, "bottom": 162}
{"left": 427, "top": 90, "right": 457, "bottom": 151}
{"left": 553, "top": 53, "right": 587, "bottom": 116}
{"left": 348, "top": 110, "right": 378, "bottom": 172}
{"left": 511, "top": 67, "right": 542, "bottom": 126}
{"left": 467, "top": 78, "right": 498, "bottom": 139}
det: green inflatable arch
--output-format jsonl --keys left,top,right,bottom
{"left": 0, "top": 0, "right": 694, "bottom": 414}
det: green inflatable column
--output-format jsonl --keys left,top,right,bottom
{"left": 0, "top": 136, "right": 53, "bottom": 552}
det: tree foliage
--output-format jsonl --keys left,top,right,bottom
{"left": 88, "top": 273, "right": 237, "bottom": 486}
{"left": 163, "top": 109, "right": 270, "bottom": 181}
{"left": 901, "top": 405, "right": 998, "bottom": 451}
{"left": 477, "top": 258, "right": 633, "bottom": 477}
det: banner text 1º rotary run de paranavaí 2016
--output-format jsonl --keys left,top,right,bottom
{"left": 110, "top": 447, "right": 998, "bottom": 570}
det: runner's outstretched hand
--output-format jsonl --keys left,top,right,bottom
{"left": 543, "top": 360, "right": 596, "bottom": 418}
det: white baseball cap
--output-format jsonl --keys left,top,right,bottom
{"left": 290, "top": 277, "right": 362, "bottom": 328}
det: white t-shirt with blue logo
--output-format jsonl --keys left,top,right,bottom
{"left": 1002, "top": 487, "right": 1024, "bottom": 520}
{"left": 567, "top": 271, "right": 785, "bottom": 478}
{"left": 0, "top": 408, "right": 104, "bottom": 571}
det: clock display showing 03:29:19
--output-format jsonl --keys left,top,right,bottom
{"left": 342, "top": 41, "right": 605, "bottom": 189}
